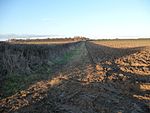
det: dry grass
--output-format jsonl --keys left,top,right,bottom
{"left": 91, "top": 39, "right": 150, "bottom": 48}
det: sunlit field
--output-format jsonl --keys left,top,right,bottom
{"left": 0, "top": 39, "right": 150, "bottom": 113}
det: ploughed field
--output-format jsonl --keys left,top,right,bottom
{"left": 0, "top": 40, "right": 150, "bottom": 113}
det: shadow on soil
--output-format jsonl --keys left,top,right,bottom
{"left": 0, "top": 41, "right": 149, "bottom": 113}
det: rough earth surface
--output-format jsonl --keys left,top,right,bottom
{"left": 0, "top": 41, "right": 150, "bottom": 113}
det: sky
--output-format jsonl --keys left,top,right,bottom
{"left": 0, "top": 0, "right": 150, "bottom": 39}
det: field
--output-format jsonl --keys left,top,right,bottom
{"left": 0, "top": 39, "right": 150, "bottom": 113}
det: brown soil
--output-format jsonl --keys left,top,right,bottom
{"left": 0, "top": 41, "right": 150, "bottom": 113}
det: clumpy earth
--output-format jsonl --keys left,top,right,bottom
{"left": 0, "top": 41, "right": 150, "bottom": 113}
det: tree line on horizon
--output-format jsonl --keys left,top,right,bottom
{"left": 8, "top": 36, "right": 89, "bottom": 42}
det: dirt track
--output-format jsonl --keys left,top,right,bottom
{"left": 0, "top": 41, "right": 150, "bottom": 113}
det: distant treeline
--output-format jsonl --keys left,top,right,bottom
{"left": 8, "top": 36, "right": 89, "bottom": 42}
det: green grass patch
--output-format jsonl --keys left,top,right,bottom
{"left": 2, "top": 45, "right": 82, "bottom": 98}
{"left": 2, "top": 66, "right": 52, "bottom": 98}
{"left": 53, "top": 48, "right": 81, "bottom": 65}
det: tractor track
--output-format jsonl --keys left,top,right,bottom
{"left": 84, "top": 41, "right": 97, "bottom": 70}
{"left": 85, "top": 41, "right": 95, "bottom": 64}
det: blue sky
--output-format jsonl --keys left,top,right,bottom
{"left": 0, "top": 0, "right": 150, "bottom": 39}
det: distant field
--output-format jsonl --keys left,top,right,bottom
{"left": 91, "top": 39, "right": 150, "bottom": 48}
{"left": 10, "top": 40, "right": 77, "bottom": 45}
{"left": 7, "top": 36, "right": 87, "bottom": 44}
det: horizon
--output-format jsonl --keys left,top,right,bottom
{"left": 0, "top": 0, "right": 150, "bottom": 40}
{"left": 0, "top": 33, "right": 150, "bottom": 42}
